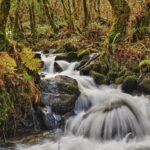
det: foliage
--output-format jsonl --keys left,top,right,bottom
{"left": 21, "top": 48, "right": 41, "bottom": 71}
{"left": 0, "top": 52, "right": 17, "bottom": 74}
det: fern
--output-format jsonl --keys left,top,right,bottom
{"left": 21, "top": 48, "right": 41, "bottom": 71}
{"left": 0, "top": 52, "right": 17, "bottom": 74}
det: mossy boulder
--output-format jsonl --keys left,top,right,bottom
{"left": 81, "top": 61, "right": 109, "bottom": 75}
{"left": 122, "top": 75, "right": 138, "bottom": 94}
{"left": 77, "top": 50, "right": 89, "bottom": 60}
{"left": 115, "top": 76, "right": 124, "bottom": 85}
{"left": 138, "top": 78, "right": 150, "bottom": 95}
{"left": 66, "top": 52, "right": 78, "bottom": 62}
{"left": 90, "top": 71, "right": 107, "bottom": 85}
{"left": 139, "top": 60, "right": 150, "bottom": 73}
{"left": 108, "top": 71, "right": 119, "bottom": 81}
{"left": 39, "top": 75, "right": 80, "bottom": 115}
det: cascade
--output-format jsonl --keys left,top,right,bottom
{"left": 17, "top": 52, "right": 150, "bottom": 150}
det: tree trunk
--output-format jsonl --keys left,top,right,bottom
{"left": 108, "top": 0, "right": 130, "bottom": 43}
{"left": 42, "top": 0, "right": 58, "bottom": 33}
{"left": 83, "top": 0, "right": 89, "bottom": 28}
{"left": 13, "top": 0, "right": 24, "bottom": 39}
{"left": 0, "top": 0, "right": 10, "bottom": 51}
{"left": 29, "top": 0, "right": 37, "bottom": 38}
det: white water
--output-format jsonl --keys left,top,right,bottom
{"left": 18, "top": 53, "right": 150, "bottom": 150}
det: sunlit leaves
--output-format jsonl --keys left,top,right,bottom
{"left": 21, "top": 48, "right": 41, "bottom": 71}
{"left": 0, "top": 52, "right": 17, "bottom": 74}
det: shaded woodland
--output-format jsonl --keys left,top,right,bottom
{"left": 0, "top": 0, "right": 150, "bottom": 142}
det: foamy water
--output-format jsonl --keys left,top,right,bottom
{"left": 16, "top": 53, "right": 150, "bottom": 150}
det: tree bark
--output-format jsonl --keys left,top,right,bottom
{"left": 83, "top": 0, "right": 89, "bottom": 28}
{"left": 13, "top": 0, "right": 24, "bottom": 39}
{"left": 108, "top": 0, "right": 130, "bottom": 43}
{"left": 29, "top": 0, "right": 37, "bottom": 38}
{"left": 42, "top": 0, "right": 58, "bottom": 33}
{"left": 0, "top": 0, "right": 10, "bottom": 51}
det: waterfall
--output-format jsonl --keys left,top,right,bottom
{"left": 16, "top": 52, "right": 150, "bottom": 150}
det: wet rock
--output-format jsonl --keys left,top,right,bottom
{"left": 80, "top": 61, "right": 109, "bottom": 76}
{"left": 90, "top": 71, "right": 108, "bottom": 85}
{"left": 54, "top": 62, "right": 63, "bottom": 72}
{"left": 138, "top": 78, "right": 150, "bottom": 95}
{"left": 122, "top": 75, "right": 138, "bottom": 94}
{"left": 39, "top": 75, "right": 80, "bottom": 115}
{"left": 55, "top": 53, "right": 67, "bottom": 60}
{"left": 77, "top": 49, "right": 89, "bottom": 60}
{"left": 66, "top": 52, "right": 78, "bottom": 62}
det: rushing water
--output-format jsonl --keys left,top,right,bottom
{"left": 15, "top": 53, "right": 150, "bottom": 149}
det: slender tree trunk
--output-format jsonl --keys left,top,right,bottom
{"left": 13, "top": 0, "right": 24, "bottom": 39}
{"left": 72, "top": 0, "right": 78, "bottom": 20}
{"left": 108, "top": 0, "right": 130, "bottom": 43}
{"left": 0, "top": 0, "right": 10, "bottom": 51}
{"left": 29, "top": 0, "right": 37, "bottom": 38}
{"left": 83, "top": 0, "right": 89, "bottom": 28}
{"left": 42, "top": 0, "right": 58, "bottom": 33}
{"left": 94, "top": 0, "right": 101, "bottom": 20}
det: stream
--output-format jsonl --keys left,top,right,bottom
{"left": 2, "top": 52, "right": 150, "bottom": 150}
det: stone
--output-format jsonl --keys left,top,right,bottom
{"left": 138, "top": 78, "right": 150, "bottom": 95}
{"left": 122, "top": 75, "right": 138, "bottom": 94}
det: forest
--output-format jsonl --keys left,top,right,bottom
{"left": 0, "top": 0, "right": 150, "bottom": 149}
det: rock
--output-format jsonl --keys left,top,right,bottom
{"left": 77, "top": 49, "right": 89, "bottom": 60}
{"left": 139, "top": 60, "right": 150, "bottom": 73}
{"left": 80, "top": 61, "right": 109, "bottom": 76}
{"left": 90, "top": 71, "right": 108, "bottom": 85}
{"left": 55, "top": 53, "right": 67, "bottom": 60}
{"left": 66, "top": 52, "right": 78, "bottom": 62}
{"left": 54, "top": 62, "right": 63, "bottom": 72}
{"left": 39, "top": 75, "right": 80, "bottom": 115}
{"left": 138, "top": 78, "right": 150, "bottom": 95}
{"left": 122, "top": 75, "right": 138, "bottom": 94}
{"left": 108, "top": 71, "right": 119, "bottom": 81}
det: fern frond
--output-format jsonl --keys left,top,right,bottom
{"left": 21, "top": 48, "right": 41, "bottom": 71}
{"left": 0, "top": 52, "right": 17, "bottom": 74}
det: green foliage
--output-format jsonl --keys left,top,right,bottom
{"left": 0, "top": 52, "right": 17, "bottom": 74}
{"left": 139, "top": 60, "right": 150, "bottom": 73}
{"left": 21, "top": 48, "right": 41, "bottom": 71}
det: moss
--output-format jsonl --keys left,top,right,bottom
{"left": 138, "top": 78, "right": 150, "bottom": 95}
{"left": 115, "top": 76, "right": 124, "bottom": 85}
{"left": 90, "top": 71, "right": 106, "bottom": 85}
{"left": 130, "top": 63, "right": 140, "bottom": 73}
{"left": 108, "top": 71, "right": 118, "bottom": 81}
{"left": 67, "top": 52, "right": 78, "bottom": 62}
{"left": 139, "top": 60, "right": 150, "bottom": 73}
{"left": 78, "top": 49, "right": 89, "bottom": 60}
{"left": 122, "top": 75, "right": 138, "bottom": 94}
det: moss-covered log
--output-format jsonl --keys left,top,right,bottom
{"left": 108, "top": 0, "right": 130, "bottom": 43}
{"left": 0, "top": 0, "right": 10, "bottom": 51}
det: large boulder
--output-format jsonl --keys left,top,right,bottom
{"left": 122, "top": 75, "right": 138, "bottom": 94}
{"left": 39, "top": 75, "right": 80, "bottom": 115}
{"left": 138, "top": 78, "right": 150, "bottom": 95}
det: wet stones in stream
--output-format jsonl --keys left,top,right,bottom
{"left": 35, "top": 75, "right": 80, "bottom": 130}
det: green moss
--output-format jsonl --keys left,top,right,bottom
{"left": 108, "top": 71, "right": 118, "bottom": 81}
{"left": 122, "top": 75, "right": 138, "bottom": 93}
{"left": 78, "top": 49, "right": 89, "bottom": 60}
{"left": 115, "top": 76, "right": 124, "bottom": 85}
{"left": 139, "top": 60, "right": 150, "bottom": 73}
{"left": 90, "top": 71, "right": 106, "bottom": 85}
{"left": 138, "top": 78, "right": 150, "bottom": 95}
{"left": 67, "top": 52, "right": 78, "bottom": 62}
